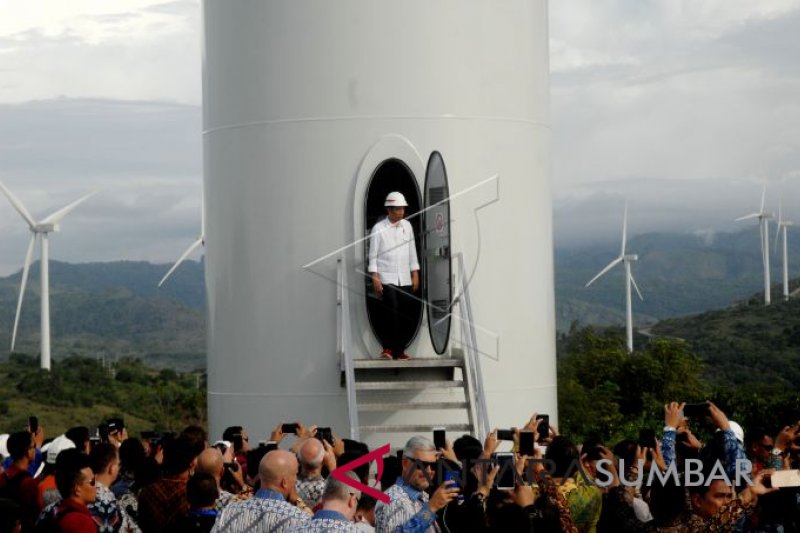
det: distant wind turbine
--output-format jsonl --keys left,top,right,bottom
{"left": 0, "top": 181, "right": 98, "bottom": 370}
{"left": 736, "top": 185, "right": 773, "bottom": 305}
{"left": 774, "top": 200, "right": 793, "bottom": 301}
{"left": 158, "top": 190, "right": 205, "bottom": 287}
{"left": 585, "top": 203, "right": 643, "bottom": 352}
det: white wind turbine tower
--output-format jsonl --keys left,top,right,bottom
{"left": 0, "top": 181, "right": 97, "bottom": 370}
{"left": 775, "top": 200, "right": 793, "bottom": 301}
{"left": 158, "top": 192, "right": 205, "bottom": 287}
{"left": 585, "top": 203, "right": 644, "bottom": 353}
{"left": 736, "top": 186, "right": 773, "bottom": 305}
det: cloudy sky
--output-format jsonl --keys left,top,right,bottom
{"left": 0, "top": 0, "right": 799, "bottom": 273}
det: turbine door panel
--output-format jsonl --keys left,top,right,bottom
{"left": 422, "top": 151, "right": 452, "bottom": 355}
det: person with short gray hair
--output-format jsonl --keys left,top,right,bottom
{"left": 299, "top": 472, "right": 362, "bottom": 532}
{"left": 375, "top": 436, "right": 460, "bottom": 532}
{"left": 296, "top": 438, "right": 328, "bottom": 509}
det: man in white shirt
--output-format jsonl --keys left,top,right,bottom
{"left": 368, "top": 192, "right": 420, "bottom": 360}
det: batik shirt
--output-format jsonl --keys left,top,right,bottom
{"left": 299, "top": 509, "right": 360, "bottom": 532}
{"left": 374, "top": 477, "right": 438, "bottom": 533}
{"left": 211, "top": 488, "right": 310, "bottom": 533}
{"left": 89, "top": 481, "right": 141, "bottom": 532}
{"left": 296, "top": 474, "right": 326, "bottom": 509}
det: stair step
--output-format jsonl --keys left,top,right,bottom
{"left": 355, "top": 381, "right": 464, "bottom": 391}
{"left": 352, "top": 358, "right": 463, "bottom": 369}
{"left": 360, "top": 423, "right": 473, "bottom": 433}
{"left": 359, "top": 401, "right": 469, "bottom": 412}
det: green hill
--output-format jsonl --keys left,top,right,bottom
{"left": 0, "top": 260, "right": 205, "bottom": 371}
{"left": 652, "top": 292, "right": 800, "bottom": 389}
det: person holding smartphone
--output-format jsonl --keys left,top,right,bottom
{"left": 375, "top": 436, "right": 460, "bottom": 532}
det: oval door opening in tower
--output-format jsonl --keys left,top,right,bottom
{"left": 423, "top": 152, "right": 452, "bottom": 354}
{"left": 364, "top": 159, "right": 423, "bottom": 354}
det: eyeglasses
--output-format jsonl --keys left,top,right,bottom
{"left": 84, "top": 477, "right": 96, "bottom": 487}
{"left": 759, "top": 442, "right": 774, "bottom": 451}
{"left": 405, "top": 457, "right": 437, "bottom": 471}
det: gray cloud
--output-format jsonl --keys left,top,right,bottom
{"left": 0, "top": 98, "right": 201, "bottom": 274}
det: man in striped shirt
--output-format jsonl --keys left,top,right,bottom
{"left": 212, "top": 449, "right": 310, "bottom": 532}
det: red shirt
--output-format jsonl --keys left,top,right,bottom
{"left": 0, "top": 465, "right": 40, "bottom": 530}
{"left": 56, "top": 498, "right": 98, "bottom": 532}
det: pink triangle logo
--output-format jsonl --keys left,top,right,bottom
{"left": 330, "top": 443, "right": 392, "bottom": 504}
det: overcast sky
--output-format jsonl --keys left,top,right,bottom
{"left": 0, "top": 1, "right": 799, "bottom": 274}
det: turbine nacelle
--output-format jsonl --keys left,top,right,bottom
{"left": 34, "top": 223, "right": 58, "bottom": 233}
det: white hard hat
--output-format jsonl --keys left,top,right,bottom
{"left": 44, "top": 435, "right": 76, "bottom": 465}
{"left": 0, "top": 434, "right": 8, "bottom": 458}
{"left": 384, "top": 192, "right": 408, "bottom": 207}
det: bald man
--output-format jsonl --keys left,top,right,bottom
{"left": 295, "top": 438, "right": 327, "bottom": 509}
{"left": 211, "top": 450, "right": 310, "bottom": 532}
{"left": 197, "top": 448, "right": 239, "bottom": 511}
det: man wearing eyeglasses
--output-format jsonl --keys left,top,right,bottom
{"left": 375, "top": 436, "right": 460, "bottom": 533}
{"left": 47, "top": 448, "right": 98, "bottom": 531}
{"left": 0, "top": 431, "right": 41, "bottom": 530}
{"left": 299, "top": 472, "right": 362, "bottom": 532}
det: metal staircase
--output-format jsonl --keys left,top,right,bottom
{"left": 337, "top": 254, "right": 489, "bottom": 445}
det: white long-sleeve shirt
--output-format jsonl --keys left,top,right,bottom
{"left": 367, "top": 217, "right": 420, "bottom": 286}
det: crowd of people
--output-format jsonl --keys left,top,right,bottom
{"left": 1, "top": 402, "right": 799, "bottom": 532}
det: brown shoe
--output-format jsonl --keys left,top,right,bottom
{"left": 396, "top": 352, "right": 412, "bottom": 361}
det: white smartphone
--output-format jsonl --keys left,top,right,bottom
{"left": 767, "top": 470, "right": 800, "bottom": 488}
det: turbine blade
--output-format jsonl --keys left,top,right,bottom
{"left": 0, "top": 180, "right": 37, "bottom": 229}
{"left": 585, "top": 256, "right": 623, "bottom": 288}
{"left": 11, "top": 234, "right": 36, "bottom": 351}
{"left": 735, "top": 213, "right": 760, "bottom": 221}
{"left": 774, "top": 223, "right": 782, "bottom": 254}
{"left": 158, "top": 238, "right": 203, "bottom": 287}
{"left": 778, "top": 199, "right": 783, "bottom": 225}
{"left": 40, "top": 190, "right": 99, "bottom": 225}
{"left": 760, "top": 184, "right": 767, "bottom": 214}
{"left": 630, "top": 272, "right": 644, "bottom": 301}
{"left": 621, "top": 202, "right": 628, "bottom": 256}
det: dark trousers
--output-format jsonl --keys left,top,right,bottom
{"left": 382, "top": 284, "right": 414, "bottom": 358}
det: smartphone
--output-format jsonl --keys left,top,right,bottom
{"left": 316, "top": 427, "right": 334, "bottom": 445}
{"left": 764, "top": 470, "right": 800, "bottom": 489}
{"left": 639, "top": 428, "right": 656, "bottom": 460}
{"left": 519, "top": 431, "right": 535, "bottom": 456}
{"left": 682, "top": 403, "right": 709, "bottom": 419}
{"left": 443, "top": 469, "right": 464, "bottom": 503}
{"left": 638, "top": 429, "right": 656, "bottom": 448}
{"left": 495, "top": 452, "right": 515, "bottom": 490}
{"left": 28, "top": 416, "right": 39, "bottom": 435}
{"left": 537, "top": 415, "right": 550, "bottom": 442}
{"left": 433, "top": 427, "right": 446, "bottom": 450}
{"left": 497, "top": 429, "right": 515, "bottom": 441}
{"left": 281, "top": 423, "right": 299, "bottom": 434}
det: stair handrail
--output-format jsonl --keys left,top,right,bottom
{"left": 454, "top": 252, "right": 490, "bottom": 439}
{"left": 337, "top": 255, "right": 361, "bottom": 441}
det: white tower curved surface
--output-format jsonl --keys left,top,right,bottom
{"left": 203, "top": 0, "right": 557, "bottom": 443}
